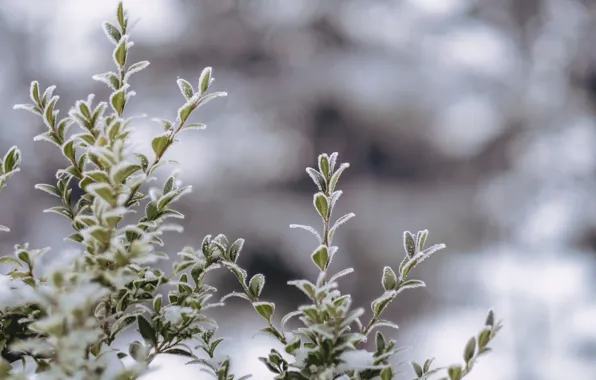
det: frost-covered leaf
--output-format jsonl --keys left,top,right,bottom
{"left": 463, "top": 336, "right": 476, "bottom": 364}
{"left": 181, "top": 123, "right": 206, "bottom": 132}
{"left": 110, "top": 86, "right": 127, "bottom": 114}
{"left": 403, "top": 231, "right": 416, "bottom": 258}
{"left": 411, "top": 362, "right": 423, "bottom": 377}
{"left": 371, "top": 291, "right": 396, "bottom": 317}
{"left": 399, "top": 279, "right": 425, "bottom": 291}
{"left": 248, "top": 274, "right": 265, "bottom": 298}
{"left": 137, "top": 315, "right": 157, "bottom": 346}
{"left": 328, "top": 162, "right": 349, "bottom": 192}
{"left": 228, "top": 238, "right": 244, "bottom": 263}
{"left": 152, "top": 133, "right": 170, "bottom": 158}
{"left": 102, "top": 22, "right": 122, "bottom": 44}
{"left": 253, "top": 301, "right": 275, "bottom": 322}
{"left": 313, "top": 193, "right": 328, "bottom": 220}
{"left": 329, "top": 268, "right": 354, "bottom": 283}
{"left": 318, "top": 153, "right": 330, "bottom": 179}
{"left": 198, "top": 67, "right": 212, "bottom": 94}
{"left": 126, "top": 60, "right": 150, "bottom": 78}
{"left": 306, "top": 167, "right": 325, "bottom": 192}
{"left": 221, "top": 291, "right": 251, "bottom": 302}
{"left": 287, "top": 279, "right": 316, "bottom": 300}
{"left": 311, "top": 245, "right": 328, "bottom": 271}
{"left": 289, "top": 224, "right": 321, "bottom": 243}
{"left": 382, "top": 266, "right": 398, "bottom": 291}
{"left": 177, "top": 78, "right": 194, "bottom": 100}
{"left": 92, "top": 71, "right": 120, "bottom": 90}
{"left": 113, "top": 35, "right": 128, "bottom": 68}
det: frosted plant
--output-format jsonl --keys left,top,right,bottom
{"left": 0, "top": 2, "right": 502, "bottom": 380}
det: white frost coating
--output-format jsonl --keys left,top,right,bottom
{"left": 335, "top": 350, "right": 376, "bottom": 373}
{"left": 163, "top": 305, "right": 193, "bottom": 325}
{"left": 0, "top": 275, "right": 39, "bottom": 310}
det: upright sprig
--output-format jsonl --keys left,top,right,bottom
{"left": 410, "top": 310, "right": 503, "bottom": 380}
{"left": 0, "top": 146, "right": 21, "bottom": 231}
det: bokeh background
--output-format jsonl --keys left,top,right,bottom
{"left": 1, "top": 0, "right": 596, "bottom": 379}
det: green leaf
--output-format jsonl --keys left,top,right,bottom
{"left": 134, "top": 153, "right": 149, "bottom": 171}
{"left": 88, "top": 226, "right": 110, "bottom": 244}
{"left": 375, "top": 331, "right": 386, "bottom": 353}
{"left": 0, "top": 256, "right": 23, "bottom": 268}
{"left": 403, "top": 231, "right": 416, "bottom": 258}
{"left": 92, "top": 71, "right": 120, "bottom": 90}
{"left": 177, "top": 101, "right": 196, "bottom": 124}
{"left": 157, "top": 186, "right": 192, "bottom": 210}
{"left": 30, "top": 81, "right": 41, "bottom": 105}
{"left": 371, "top": 291, "right": 396, "bottom": 317}
{"left": 448, "top": 365, "right": 462, "bottom": 380}
{"left": 198, "top": 67, "right": 212, "bottom": 93}
{"left": 35, "top": 184, "right": 61, "bottom": 198}
{"left": 16, "top": 250, "right": 31, "bottom": 266}
{"left": 382, "top": 266, "right": 398, "bottom": 291}
{"left": 102, "top": 22, "right": 121, "bottom": 44}
{"left": 62, "top": 139, "right": 76, "bottom": 162}
{"left": 416, "top": 229, "right": 428, "bottom": 251}
{"left": 110, "top": 87, "right": 126, "bottom": 115}
{"left": 310, "top": 245, "right": 328, "bottom": 271}
{"left": 305, "top": 167, "right": 326, "bottom": 192}
{"left": 248, "top": 274, "right": 265, "bottom": 298}
{"left": 43, "top": 206, "right": 73, "bottom": 219}
{"left": 253, "top": 301, "right": 275, "bottom": 322}
{"left": 151, "top": 133, "right": 170, "bottom": 158}
{"left": 177, "top": 78, "right": 194, "bottom": 99}
{"left": 463, "top": 336, "right": 476, "bottom": 364}
{"left": 284, "top": 335, "right": 301, "bottom": 354}
{"left": 287, "top": 279, "right": 316, "bottom": 300}
{"left": 65, "top": 233, "right": 84, "bottom": 243}
{"left": 328, "top": 162, "right": 349, "bottom": 192}
{"left": 111, "top": 163, "right": 141, "bottom": 184}
{"left": 380, "top": 366, "right": 393, "bottom": 380}
{"left": 222, "top": 261, "right": 247, "bottom": 284}
{"left": 220, "top": 291, "right": 251, "bottom": 302}
{"left": 126, "top": 61, "right": 150, "bottom": 77}
{"left": 117, "top": 1, "right": 126, "bottom": 28}
{"left": 313, "top": 193, "right": 328, "bottom": 220}
{"left": 113, "top": 36, "right": 128, "bottom": 68}
{"left": 423, "top": 358, "right": 435, "bottom": 373}
{"left": 485, "top": 309, "right": 494, "bottom": 327}
{"left": 137, "top": 315, "right": 157, "bottom": 347}
{"left": 44, "top": 96, "right": 59, "bottom": 127}
{"left": 400, "top": 279, "right": 425, "bottom": 291}
{"left": 228, "top": 238, "right": 244, "bottom": 263}
{"left": 41, "top": 85, "right": 56, "bottom": 107}
{"left": 478, "top": 327, "right": 491, "bottom": 348}
{"left": 318, "top": 154, "right": 330, "bottom": 179}
{"left": 13, "top": 103, "right": 40, "bottom": 115}
{"left": 411, "top": 362, "right": 423, "bottom": 377}
{"left": 164, "top": 348, "right": 194, "bottom": 357}
{"left": 399, "top": 258, "right": 417, "bottom": 279}
{"left": 111, "top": 315, "right": 138, "bottom": 338}
{"left": 3, "top": 146, "right": 21, "bottom": 173}
{"left": 87, "top": 183, "right": 115, "bottom": 204}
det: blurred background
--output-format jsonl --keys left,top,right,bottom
{"left": 1, "top": 0, "right": 596, "bottom": 378}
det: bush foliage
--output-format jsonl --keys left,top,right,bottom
{"left": 0, "top": 3, "right": 502, "bottom": 379}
